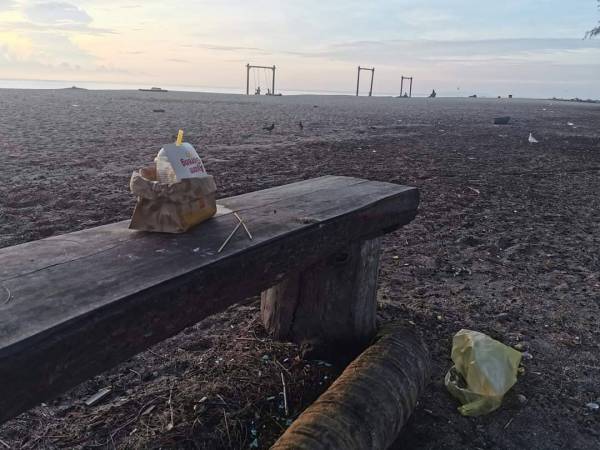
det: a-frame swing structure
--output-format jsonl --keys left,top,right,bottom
{"left": 246, "top": 64, "right": 276, "bottom": 95}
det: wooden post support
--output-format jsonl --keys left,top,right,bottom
{"left": 272, "top": 65, "right": 276, "bottom": 95}
{"left": 368, "top": 68, "right": 374, "bottom": 97}
{"left": 261, "top": 237, "right": 381, "bottom": 355}
{"left": 356, "top": 66, "right": 361, "bottom": 96}
{"left": 246, "top": 63, "right": 250, "bottom": 95}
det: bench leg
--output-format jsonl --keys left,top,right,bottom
{"left": 261, "top": 238, "right": 381, "bottom": 357}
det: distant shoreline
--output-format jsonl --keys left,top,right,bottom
{"left": 0, "top": 80, "right": 598, "bottom": 102}
{"left": 0, "top": 78, "right": 598, "bottom": 100}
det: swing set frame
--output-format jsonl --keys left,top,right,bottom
{"left": 246, "top": 64, "right": 276, "bottom": 95}
{"left": 356, "top": 66, "right": 375, "bottom": 96}
{"left": 400, "top": 76, "right": 413, "bottom": 97}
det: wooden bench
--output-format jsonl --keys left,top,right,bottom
{"left": 0, "top": 176, "right": 419, "bottom": 424}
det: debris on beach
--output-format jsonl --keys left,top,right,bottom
{"left": 153, "top": 109, "right": 165, "bottom": 113}
{"left": 493, "top": 116, "right": 511, "bottom": 125}
{"left": 528, "top": 133, "right": 539, "bottom": 144}
{"left": 298, "top": 121, "right": 304, "bottom": 130}
{"left": 272, "top": 325, "right": 429, "bottom": 449}
{"left": 263, "top": 123, "right": 275, "bottom": 133}
{"left": 585, "top": 402, "right": 599, "bottom": 411}
{"left": 445, "top": 329, "right": 522, "bottom": 416}
{"left": 85, "top": 387, "right": 112, "bottom": 406}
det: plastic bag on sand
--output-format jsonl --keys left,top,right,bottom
{"left": 445, "top": 329, "right": 522, "bottom": 416}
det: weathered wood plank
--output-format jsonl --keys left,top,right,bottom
{"left": 0, "top": 176, "right": 419, "bottom": 423}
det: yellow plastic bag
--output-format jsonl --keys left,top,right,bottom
{"left": 445, "top": 329, "right": 522, "bottom": 416}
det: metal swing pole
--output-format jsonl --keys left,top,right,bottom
{"left": 369, "top": 68, "right": 374, "bottom": 97}
{"left": 356, "top": 66, "right": 361, "bottom": 96}
{"left": 409, "top": 77, "right": 413, "bottom": 97}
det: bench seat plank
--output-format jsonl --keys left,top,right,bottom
{"left": 0, "top": 175, "right": 418, "bottom": 423}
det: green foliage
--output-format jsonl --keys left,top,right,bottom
{"left": 586, "top": 0, "right": 600, "bottom": 38}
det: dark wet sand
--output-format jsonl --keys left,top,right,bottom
{"left": 1, "top": 90, "right": 599, "bottom": 449}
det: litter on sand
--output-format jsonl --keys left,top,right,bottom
{"left": 493, "top": 116, "right": 511, "bottom": 125}
{"left": 528, "top": 133, "right": 539, "bottom": 144}
{"left": 445, "top": 329, "right": 522, "bottom": 416}
{"left": 85, "top": 387, "right": 112, "bottom": 406}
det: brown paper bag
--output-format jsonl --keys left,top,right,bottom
{"left": 129, "top": 166, "right": 217, "bottom": 233}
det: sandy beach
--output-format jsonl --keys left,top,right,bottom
{"left": 1, "top": 89, "right": 599, "bottom": 448}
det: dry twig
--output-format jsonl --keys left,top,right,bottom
{"left": 281, "top": 372, "right": 289, "bottom": 417}
{"left": 166, "top": 384, "right": 175, "bottom": 431}
{"left": 234, "top": 212, "right": 253, "bottom": 240}
{"left": 218, "top": 222, "right": 242, "bottom": 253}
{"left": 223, "top": 409, "right": 232, "bottom": 447}
{"left": 2, "top": 284, "right": 12, "bottom": 304}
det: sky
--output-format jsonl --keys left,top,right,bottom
{"left": 1, "top": 0, "right": 599, "bottom": 97}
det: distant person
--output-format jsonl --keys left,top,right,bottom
{"left": 255, "top": 86, "right": 261, "bottom": 95}
{"left": 267, "top": 88, "right": 271, "bottom": 95}
{"left": 429, "top": 89, "right": 437, "bottom": 98}
{"left": 403, "top": 93, "right": 409, "bottom": 98}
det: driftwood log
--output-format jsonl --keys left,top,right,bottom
{"left": 271, "top": 324, "right": 430, "bottom": 450}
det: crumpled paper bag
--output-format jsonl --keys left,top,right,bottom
{"left": 129, "top": 166, "right": 217, "bottom": 233}
{"left": 445, "top": 329, "right": 522, "bottom": 416}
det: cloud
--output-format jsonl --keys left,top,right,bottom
{"left": 0, "top": 46, "right": 134, "bottom": 77}
{"left": 25, "top": 2, "right": 92, "bottom": 26}
{"left": 167, "top": 58, "right": 189, "bottom": 63}
{"left": 0, "top": 0, "right": 17, "bottom": 11}
{"left": 191, "top": 43, "right": 270, "bottom": 54}
{"left": 279, "top": 38, "right": 600, "bottom": 65}
{"left": 0, "top": 20, "right": 116, "bottom": 35}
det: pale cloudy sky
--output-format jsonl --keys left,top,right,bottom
{"left": 1, "top": 0, "right": 599, "bottom": 97}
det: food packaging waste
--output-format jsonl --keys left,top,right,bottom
{"left": 445, "top": 329, "right": 522, "bottom": 416}
{"left": 154, "top": 130, "right": 208, "bottom": 184}
{"left": 129, "top": 131, "right": 216, "bottom": 233}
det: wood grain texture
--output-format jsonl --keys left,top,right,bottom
{"left": 0, "top": 176, "right": 419, "bottom": 423}
{"left": 261, "top": 238, "right": 381, "bottom": 356}
{"left": 271, "top": 324, "right": 431, "bottom": 450}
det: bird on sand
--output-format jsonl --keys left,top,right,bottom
{"left": 528, "top": 132, "right": 539, "bottom": 144}
{"left": 298, "top": 121, "right": 304, "bottom": 130}
{"left": 263, "top": 123, "right": 275, "bottom": 133}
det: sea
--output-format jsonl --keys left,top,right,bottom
{"left": 0, "top": 78, "right": 436, "bottom": 97}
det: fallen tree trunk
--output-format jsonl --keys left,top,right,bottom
{"left": 271, "top": 324, "right": 430, "bottom": 450}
